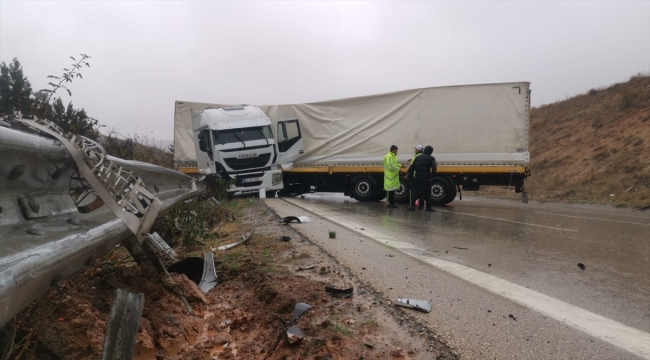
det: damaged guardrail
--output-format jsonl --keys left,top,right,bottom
{"left": 0, "top": 118, "right": 201, "bottom": 327}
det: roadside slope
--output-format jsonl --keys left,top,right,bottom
{"left": 481, "top": 74, "right": 650, "bottom": 208}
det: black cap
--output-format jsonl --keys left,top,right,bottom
{"left": 390, "top": 145, "right": 398, "bottom": 151}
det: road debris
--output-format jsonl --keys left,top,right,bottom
{"left": 509, "top": 314, "right": 517, "bottom": 321}
{"left": 281, "top": 235, "right": 291, "bottom": 242}
{"left": 296, "top": 265, "right": 316, "bottom": 271}
{"left": 277, "top": 302, "right": 312, "bottom": 345}
{"left": 198, "top": 251, "right": 218, "bottom": 293}
{"left": 329, "top": 230, "right": 336, "bottom": 238}
{"left": 325, "top": 286, "right": 354, "bottom": 298}
{"left": 577, "top": 263, "right": 586, "bottom": 270}
{"left": 279, "top": 216, "right": 312, "bottom": 224}
{"left": 217, "top": 224, "right": 256, "bottom": 250}
{"left": 453, "top": 247, "right": 468, "bottom": 250}
{"left": 395, "top": 298, "right": 432, "bottom": 313}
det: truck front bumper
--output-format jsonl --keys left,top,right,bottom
{"left": 227, "top": 170, "right": 283, "bottom": 196}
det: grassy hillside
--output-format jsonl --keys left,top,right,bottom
{"left": 481, "top": 74, "right": 650, "bottom": 208}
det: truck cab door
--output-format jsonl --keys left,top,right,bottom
{"left": 192, "top": 111, "right": 216, "bottom": 175}
{"left": 275, "top": 119, "right": 304, "bottom": 169}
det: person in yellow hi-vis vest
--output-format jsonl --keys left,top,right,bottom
{"left": 383, "top": 145, "right": 401, "bottom": 208}
{"left": 407, "top": 145, "right": 424, "bottom": 208}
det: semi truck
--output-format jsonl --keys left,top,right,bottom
{"left": 173, "top": 82, "right": 531, "bottom": 205}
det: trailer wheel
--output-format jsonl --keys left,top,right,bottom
{"left": 394, "top": 179, "right": 410, "bottom": 204}
{"left": 351, "top": 176, "right": 377, "bottom": 202}
{"left": 429, "top": 177, "right": 454, "bottom": 206}
{"left": 445, "top": 178, "right": 457, "bottom": 203}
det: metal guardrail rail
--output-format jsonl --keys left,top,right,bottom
{"left": 0, "top": 122, "right": 200, "bottom": 327}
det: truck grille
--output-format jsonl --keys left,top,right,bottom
{"left": 223, "top": 154, "right": 271, "bottom": 170}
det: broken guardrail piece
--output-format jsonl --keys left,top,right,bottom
{"left": 217, "top": 224, "right": 256, "bottom": 251}
{"left": 277, "top": 302, "right": 312, "bottom": 345}
{"left": 279, "top": 216, "right": 312, "bottom": 224}
{"left": 325, "top": 286, "right": 353, "bottom": 298}
{"left": 101, "top": 289, "right": 145, "bottom": 360}
{"left": 167, "top": 252, "right": 219, "bottom": 294}
{"left": 147, "top": 232, "right": 179, "bottom": 262}
{"left": 395, "top": 298, "right": 432, "bottom": 313}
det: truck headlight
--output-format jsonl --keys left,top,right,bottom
{"left": 272, "top": 173, "right": 283, "bottom": 186}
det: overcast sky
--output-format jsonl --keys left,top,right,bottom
{"left": 1, "top": 1, "right": 649, "bottom": 142}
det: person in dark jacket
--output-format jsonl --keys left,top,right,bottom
{"left": 406, "top": 145, "right": 437, "bottom": 212}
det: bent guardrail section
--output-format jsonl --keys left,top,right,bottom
{"left": 0, "top": 124, "right": 200, "bottom": 326}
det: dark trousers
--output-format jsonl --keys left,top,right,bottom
{"left": 387, "top": 191, "right": 395, "bottom": 205}
{"left": 409, "top": 181, "right": 419, "bottom": 208}
{"left": 412, "top": 177, "right": 430, "bottom": 209}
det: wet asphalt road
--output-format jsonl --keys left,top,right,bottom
{"left": 296, "top": 194, "right": 650, "bottom": 333}
{"left": 264, "top": 194, "right": 650, "bottom": 359}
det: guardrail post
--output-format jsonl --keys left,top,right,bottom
{"left": 101, "top": 289, "right": 145, "bottom": 360}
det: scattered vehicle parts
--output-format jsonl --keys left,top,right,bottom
{"left": 279, "top": 216, "right": 312, "bottom": 224}
{"left": 101, "top": 289, "right": 144, "bottom": 360}
{"left": 198, "top": 251, "right": 218, "bottom": 293}
{"left": 296, "top": 265, "right": 316, "bottom": 271}
{"left": 217, "top": 225, "right": 256, "bottom": 250}
{"left": 277, "top": 302, "right": 312, "bottom": 345}
{"left": 395, "top": 298, "right": 432, "bottom": 313}
{"left": 325, "top": 286, "right": 353, "bottom": 298}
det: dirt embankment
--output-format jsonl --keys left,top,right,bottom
{"left": 479, "top": 74, "right": 650, "bottom": 208}
{"left": 1, "top": 199, "right": 456, "bottom": 360}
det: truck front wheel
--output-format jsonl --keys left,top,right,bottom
{"left": 351, "top": 176, "right": 377, "bottom": 202}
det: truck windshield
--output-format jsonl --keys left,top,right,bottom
{"left": 212, "top": 126, "right": 273, "bottom": 146}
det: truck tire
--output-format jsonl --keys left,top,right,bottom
{"left": 351, "top": 176, "right": 377, "bottom": 202}
{"left": 445, "top": 177, "right": 457, "bottom": 203}
{"left": 266, "top": 190, "right": 277, "bottom": 198}
{"left": 429, "top": 176, "right": 454, "bottom": 206}
{"left": 394, "top": 179, "right": 410, "bottom": 204}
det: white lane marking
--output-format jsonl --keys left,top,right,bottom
{"left": 434, "top": 209, "right": 578, "bottom": 232}
{"left": 281, "top": 198, "right": 650, "bottom": 360}
{"left": 533, "top": 212, "right": 650, "bottom": 226}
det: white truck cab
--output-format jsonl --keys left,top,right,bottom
{"left": 191, "top": 105, "right": 303, "bottom": 196}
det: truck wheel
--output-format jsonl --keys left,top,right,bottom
{"left": 374, "top": 190, "right": 387, "bottom": 201}
{"left": 429, "top": 177, "right": 454, "bottom": 206}
{"left": 394, "top": 179, "right": 410, "bottom": 204}
{"left": 445, "top": 178, "right": 457, "bottom": 203}
{"left": 351, "top": 176, "right": 377, "bottom": 202}
{"left": 266, "top": 190, "right": 277, "bottom": 198}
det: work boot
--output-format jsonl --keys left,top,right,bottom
{"left": 425, "top": 208, "right": 436, "bottom": 212}
{"left": 387, "top": 204, "right": 399, "bottom": 209}
{"left": 407, "top": 206, "right": 415, "bottom": 211}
